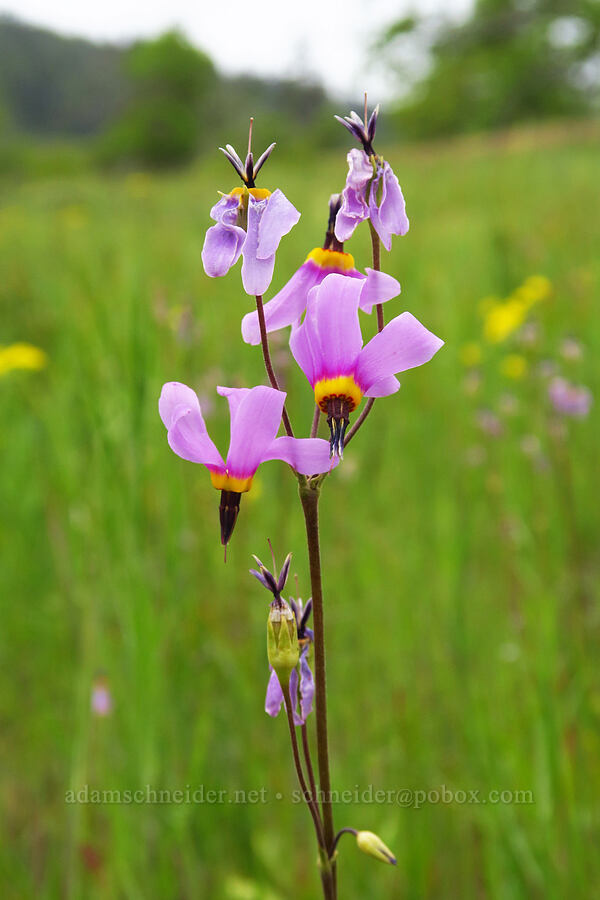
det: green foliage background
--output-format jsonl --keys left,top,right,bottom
{"left": 1, "top": 121, "right": 599, "bottom": 898}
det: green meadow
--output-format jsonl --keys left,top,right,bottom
{"left": 1, "top": 120, "right": 599, "bottom": 899}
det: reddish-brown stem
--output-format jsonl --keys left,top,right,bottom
{"left": 310, "top": 403, "right": 321, "bottom": 438}
{"left": 255, "top": 295, "right": 294, "bottom": 437}
{"left": 344, "top": 224, "right": 383, "bottom": 448}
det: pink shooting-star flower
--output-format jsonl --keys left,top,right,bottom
{"left": 201, "top": 130, "right": 300, "bottom": 296}
{"left": 241, "top": 194, "right": 400, "bottom": 345}
{"left": 290, "top": 273, "right": 444, "bottom": 456}
{"left": 159, "top": 383, "right": 336, "bottom": 545}
{"left": 334, "top": 103, "right": 409, "bottom": 251}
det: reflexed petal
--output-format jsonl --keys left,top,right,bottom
{"left": 289, "top": 315, "right": 319, "bottom": 385}
{"left": 265, "top": 669, "right": 284, "bottom": 717}
{"left": 345, "top": 148, "right": 372, "bottom": 190}
{"left": 216, "top": 385, "right": 251, "bottom": 427}
{"left": 241, "top": 260, "right": 321, "bottom": 345}
{"left": 263, "top": 436, "right": 338, "bottom": 475}
{"left": 225, "top": 385, "right": 286, "bottom": 477}
{"left": 335, "top": 186, "right": 369, "bottom": 242}
{"left": 364, "top": 375, "right": 401, "bottom": 398}
{"left": 202, "top": 223, "right": 245, "bottom": 277}
{"left": 304, "top": 274, "right": 364, "bottom": 381}
{"left": 256, "top": 189, "right": 300, "bottom": 260}
{"left": 355, "top": 312, "right": 444, "bottom": 394}
{"left": 359, "top": 268, "right": 401, "bottom": 314}
{"left": 158, "top": 382, "right": 224, "bottom": 469}
{"left": 299, "top": 653, "right": 314, "bottom": 723}
{"left": 241, "top": 197, "right": 275, "bottom": 295}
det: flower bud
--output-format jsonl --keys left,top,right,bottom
{"left": 267, "top": 599, "right": 299, "bottom": 684}
{"left": 355, "top": 831, "right": 397, "bottom": 866}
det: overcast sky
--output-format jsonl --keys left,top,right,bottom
{"left": 1, "top": 0, "right": 472, "bottom": 100}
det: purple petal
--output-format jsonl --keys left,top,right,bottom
{"left": 368, "top": 163, "right": 409, "bottom": 252}
{"left": 303, "top": 274, "right": 364, "bottom": 382}
{"left": 158, "top": 382, "right": 224, "bottom": 469}
{"left": 263, "top": 436, "right": 339, "bottom": 475}
{"left": 335, "top": 187, "right": 369, "bottom": 243}
{"left": 216, "top": 385, "right": 251, "bottom": 426}
{"left": 225, "top": 385, "right": 286, "bottom": 478}
{"left": 355, "top": 312, "right": 444, "bottom": 395}
{"left": 241, "top": 259, "right": 322, "bottom": 345}
{"left": 265, "top": 669, "right": 284, "bottom": 717}
{"left": 241, "top": 196, "right": 276, "bottom": 296}
{"left": 345, "top": 148, "right": 372, "bottom": 190}
{"left": 364, "top": 375, "right": 401, "bottom": 398}
{"left": 359, "top": 268, "right": 401, "bottom": 314}
{"left": 299, "top": 652, "right": 314, "bottom": 723}
{"left": 202, "top": 222, "right": 246, "bottom": 278}
{"left": 257, "top": 189, "right": 300, "bottom": 260}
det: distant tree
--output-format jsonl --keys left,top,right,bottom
{"left": 378, "top": 0, "right": 600, "bottom": 137}
{"left": 0, "top": 16, "right": 129, "bottom": 136}
{"left": 101, "top": 30, "right": 217, "bottom": 167}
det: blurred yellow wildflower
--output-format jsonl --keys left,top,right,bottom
{"left": 500, "top": 354, "right": 527, "bottom": 379}
{"left": 0, "top": 343, "right": 48, "bottom": 376}
{"left": 460, "top": 342, "right": 482, "bottom": 366}
{"left": 483, "top": 299, "right": 527, "bottom": 343}
{"left": 481, "top": 276, "right": 550, "bottom": 343}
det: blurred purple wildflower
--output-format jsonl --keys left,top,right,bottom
{"left": 548, "top": 377, "right": 592, "bottom": 418}
{"left": 91, "top": 678, "right": 112, "bottom": 717}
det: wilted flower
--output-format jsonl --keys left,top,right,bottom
{"left": 250, "top": 552, "right": 315, "bottom": 723}
{"left": 241, "top": 195, "right": 400, "bottom": 344}
{"left": 290, "top": 273, "right": 443, "bottom": 456}
{"left": 201, "top": 139, "right": 300, "bottom": 296}
{"left": 159, "top": 383, "right": 335, "bottom": 544}
{"left": 265, "top": 597, "right": 314, "bottom": 725}
{"left": 548, "top": 377, "right": 592, "bottom": 418}
{"left": 334, "top": 105, "right": 408, "bottom": 251}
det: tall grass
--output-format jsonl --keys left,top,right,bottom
{"left": 1, "top": 121, "right": 599, "bottom": 899}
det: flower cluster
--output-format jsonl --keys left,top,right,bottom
{"left": 159, "top": 106, "right": 443, "bottom": 541}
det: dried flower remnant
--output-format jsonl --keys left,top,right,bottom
{"left": 241, "top": 194, "right": 400, "bottom": 344}
{"left": 158, "top": 383, "right": 335, "bottom": 545}
{"left": 290, "top": 273, "right": 443, "bottom": 456}
{"left": 201, "top": 129, "right": 300, "bottom": 296}
{"left": 334, "top": 103, "right": 409, "bottom": 250}
{"left": 548, "top": 377, "right": 592, "bottom": 418}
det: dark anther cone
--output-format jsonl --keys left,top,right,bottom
{"left": 219, "top": 490, "right": 242, "bottom": 546}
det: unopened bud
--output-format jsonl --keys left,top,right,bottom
{"left": 356, "top": 831, "right": 397, "bottom": 866}
{"left": 267, "top": 599, "right": 299, "bottom": 684}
